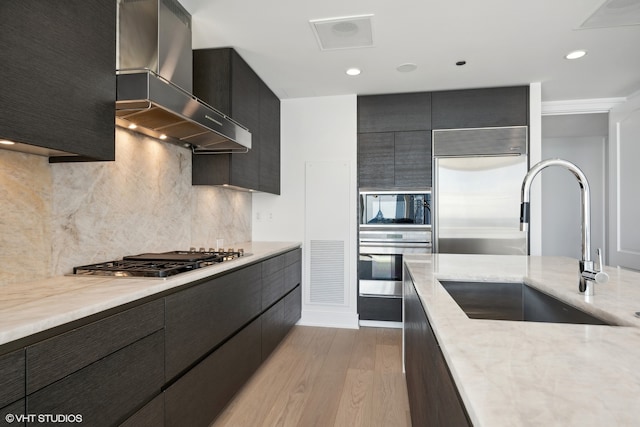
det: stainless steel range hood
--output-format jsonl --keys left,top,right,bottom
{"left": 116, "top": 0, "right": 251, "bottom": 153}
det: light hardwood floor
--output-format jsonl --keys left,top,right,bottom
{"left": 211, "top": 325, "right": 412, "bottom": 427}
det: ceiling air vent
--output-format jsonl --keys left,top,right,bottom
{"left": 580, "top": 0, "right": 640, "bottom": 28}
{"left": 309, "top": 14, "right": 374, "bottom": 51}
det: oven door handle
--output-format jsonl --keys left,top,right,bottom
{"left": 359, "top": 241, "right": 429, "bottom": 249}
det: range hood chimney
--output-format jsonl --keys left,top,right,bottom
{"left": 116, "top": 0, "right": 251, "bottom": 153}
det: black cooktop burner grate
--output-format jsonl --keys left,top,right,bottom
{"left": 73, "top": 250, "right": 245, "bottom": 278}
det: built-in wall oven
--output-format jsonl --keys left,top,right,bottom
{"left": 358, "top": 190, "right": 431, "bottom": 324}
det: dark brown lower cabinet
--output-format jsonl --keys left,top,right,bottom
{"left": 283, "top": 285, "right": 302, "bottom": 328}
{"left": 0, "top": 349, "right": 25, "bottom": 411}
{"left": 404, "top": 269, "right": 471, "bottom": 426}
{"left": 1, "top": 399, "right": 25, "bottom": 427}
{"left": 26, "top": 331, "right": 164, "bottom": 427}
{"left": 358, "top": 295, "right": 403, "bottom": 322}
{"left": 262, "top": 299, "right": 285, "bottom": 360}
{"left": 0, "top": 248, "right": 302, "bottom": 427}
{"left": 164, "top": 264, "right": 262, "bottom": 382}
{"left": 165, "top": 319, "right": 262, "bottom": 427}
{"left": 119, "top": 394, "right": 164, "bottom": 427}
{"left": 263, "top": 285, "right": 302, "bottom": 361}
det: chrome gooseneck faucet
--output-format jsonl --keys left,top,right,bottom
{"left": 519, "top": 158, "right": 608, "bottom": 296}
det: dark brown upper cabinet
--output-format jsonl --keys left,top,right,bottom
{"left": 0, "top": 0, "right": 116, "bottom": 161}
{"left": 192, "top": 48, "right": 281, "bottom": 194}
{"left": 431, "top": 86, "right": 529, "bottom": 129}
{"left": 357, "top": 92, "right": 432, "bottom": 190}
{"left": 358, "top": 131, "right": 431, "bottom": 190}
{"left": 358, "top": 92, "right": 432, "bottom": 133}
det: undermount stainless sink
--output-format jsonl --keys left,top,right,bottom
{"left": 439, "top": 280, "right": 615, "bottom": 326}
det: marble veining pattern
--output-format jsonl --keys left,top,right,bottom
{"left": 0, "top": 127, "right": 252, "bottom": 284}
{"left": 50, "top": 129, "right": 193, "bottom": 274}
{"left": 190, "top": 185, "right": 251, "bottom": 250}
{"left": 404, "top": 254, "right": 640, "bottom": 427}
{"left": 0, "top": 150, "right": 52, "bottom": 285}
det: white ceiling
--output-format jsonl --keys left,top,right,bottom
{"left": 179, "top": 0, "right": 640, "bottom": 102}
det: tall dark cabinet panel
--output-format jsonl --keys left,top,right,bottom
{"left": 404, "top": 268, "right": 471, "bottom": 427}
{"left": 259, "top": 82, "right": 282, "bottom": 194}
{"left": 431, "top": 86, "right": 529, "bottom": 129}
{"left": 192, "top": 48, "right": 281, "bottom": 194}
{"left": 0, "top": 0, "right": 116, "bottom": 161}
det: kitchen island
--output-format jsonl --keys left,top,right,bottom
{"left": 403, "top": 253, "right": 640, "bottom": 427}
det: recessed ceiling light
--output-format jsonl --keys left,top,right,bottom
{"left": 159, "top": 134, "right": 167, "bottom": 140}
{"left": 0, "top": 139, "right": 16, "bottom": 145}
{"left": 346, "top": 67, "right": 361, "bottom": 76}
{"left": 128, "top": 123, "right": 137, "bottom": 130}
{"left": 565, "top": 50, "right": 587, "bottom": 60}
{"left": 396, "top": 63, "right": 418, "bottom": 72}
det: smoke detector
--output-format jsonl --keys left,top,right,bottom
{"left": 309, "top": 15, "right": 374, "bottom": 50}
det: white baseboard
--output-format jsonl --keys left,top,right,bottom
{"left": 359, "top": 320, "right": 403, "bottom": 329}
{"left": 298, "top": 310, "right": 359, "bottom": 329}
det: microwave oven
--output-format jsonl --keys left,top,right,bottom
{"left": 359, "top": 190, "right": 431, "bottom": 227}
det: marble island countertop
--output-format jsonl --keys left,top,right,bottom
{"left": 0, "top": 241, "right": 300, "bottom": 347}
{"left": 404, "top": 254, "right": 640, "bottom": 427}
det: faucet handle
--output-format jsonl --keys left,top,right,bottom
{"left": 594, "top": 248, "right": 609, "bottom": 284}
{"left": 596, "top": 248, "right": 604, "bottom": 271}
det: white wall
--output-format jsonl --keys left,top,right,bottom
{"left": 252, "top": 94, "right": 358, "bottom": 328}
{"left": 541, "top": 114, "right": 608, "bottom": 260}
{"left": 529, "top": 83, "right": 543, "bottom": 255}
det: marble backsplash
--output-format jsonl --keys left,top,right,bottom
{"left": 0, "top": 128, "right": 251, "bottom": 286}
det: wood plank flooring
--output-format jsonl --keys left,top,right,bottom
{"left": 211, "top": 326, "right": 412, "bottom": 427}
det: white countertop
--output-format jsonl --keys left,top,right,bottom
{"left": 0, "top": 242, "right": 300, "bottom": 347}
{"left": 404, "top": 254, "right": 640, "bottom": 427}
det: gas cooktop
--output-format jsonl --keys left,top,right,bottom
{"left": 73, "top": 249, "right": 248, "bottom": 278}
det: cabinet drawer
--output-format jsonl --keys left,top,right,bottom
{"left": 0, "top": 349, "right": 25, "bottom": 408}
{"left": 26, "top": 299, "right": 163, "bottom": 393}
{"left": 261, "top": 299, "right": 285, "bottom": 360}
{"left": 1, "top": 399, "right": 25, "bottom": 427}
{"left": 262, "top": 254, "right": 285, "bottom": 276}
{"left": 27, "top": 330, "right": 164, "bottom": 427}
{"left": 284, "top": 285, "right": 302, "bottom": 329}
{"left": 284, "top": 261, "right": 301, "bottom": 294}
{"left": 165, "top": 264, "right": 261, "bottom": 380}
{"left": 283, "top": 248, "right": 301, "bottom": 266}
{"left": 119, "top": 393, "right": 164, "bottom": 427}
{"left": 262, "top": 268, "right": 285, "bottom": 310}
{"left": 165, "top": 318, "right": 262, "bottom": 427}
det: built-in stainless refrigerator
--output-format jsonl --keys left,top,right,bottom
{"left": 432, "top": 126, "right": 528, "bottom": 255}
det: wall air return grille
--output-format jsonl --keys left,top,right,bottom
{"left": 309, "top": 240, "right": 345, "bottom": 305}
